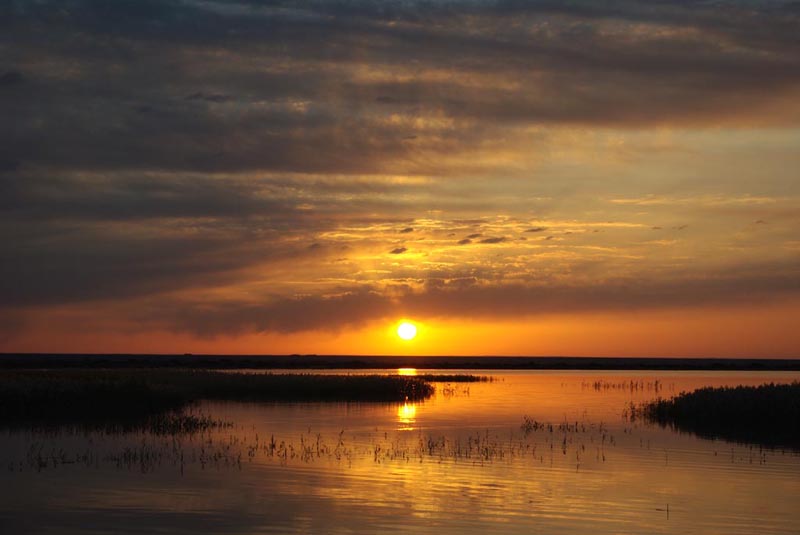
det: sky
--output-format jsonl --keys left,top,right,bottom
{"left": 1, "top": 0, "right": 799, "bottom": 356}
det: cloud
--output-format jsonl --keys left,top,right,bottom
{"left": 1, "top": 0, "right": 799, "bottom": 348}
{"left": 610, "top": 195, "right": 782, "bottom": 207}
{"left": 2, "top": 0, "right": 800, "bottom": 178}
{"left": 0, "top": 309, "right": 25, "bottom": 345}
{"left": 131, "top": 260, "right": 800, "bottom": 335}
{"left": 0, "top": 70, "right": 23, "bottom": 86}
{"left": 185, "top": 92, "right": 234, "bottom": 103}
{"left": 0, "top": 230, "right": 260, "bottom": 306}
{"left": 0, "top": 158, "right": 19, "bottom": 172}
{"left": 0, "top": 171, "right": 308, "bottom": 222}
{"left": 139, "top": 288, "right": 393, "bottom": 336}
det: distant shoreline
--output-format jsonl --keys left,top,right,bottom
{"left": 2, "top": 354, "right": 799, "bottom": 370}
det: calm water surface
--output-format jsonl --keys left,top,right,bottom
{"left": 2, "top": 370, "right": 799, "bottom": 534}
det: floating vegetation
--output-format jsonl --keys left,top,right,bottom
{"left": 630, "top": 382, "right": 800, "bottom": 450}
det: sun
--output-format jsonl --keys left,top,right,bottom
{"left": 397, "top": 321, "right": 417, "bottom": 341}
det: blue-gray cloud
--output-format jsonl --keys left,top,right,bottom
{"left": 2, "top": 0, "right": 799, "bottom": 339}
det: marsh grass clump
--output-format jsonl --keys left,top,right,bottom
{"left": 26, "top": 413, "right": 231, "bottom": 437}
{"left": 583, "top": 379, "right": 671, "bottom": 393}
{"left": 416, "top": 374, "right": 492, "bottom": 383}
{"left": 186, "top": 372, "right": 436, "bottom": 402}
{"left": 0, "top": 370, "right": 186, "bottom": 430}
{"left": 140, "top": 413, "right": 231, "bottom": 435}
{"left": 0, "top": 370, "right": 443, "bottom": 431}
{"left": 631, "top": 382, "right": 800, "bottom": 450}
{"left": 520, "top": 416, "right": 546, "bottom": 435}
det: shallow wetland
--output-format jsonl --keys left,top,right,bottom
{"left": 2, "top": 369, "right": 799, "bottom": 534}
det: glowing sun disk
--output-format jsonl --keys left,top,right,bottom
{"left": 397, "top": 322, "right": 417, "bottom": 340}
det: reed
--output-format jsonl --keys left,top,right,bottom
{"left": 630, "top": 382, "right": 800, "bottom": 449}
{"left": 0, "top": 370, "right": 481, "bottom": 431}
{"left": 417, "top": 374, "right": 492, "bottom": 383}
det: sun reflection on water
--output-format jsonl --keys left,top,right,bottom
{"left": 397, "top": 402, "right": 417, "bottom": 430}
{"left": 397, "top": 367, "right": 418, "bottom": 376}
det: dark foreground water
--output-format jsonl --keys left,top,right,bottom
{"left": 2, "top": 370, "right": 799, "bottom": 534}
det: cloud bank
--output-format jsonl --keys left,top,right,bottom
{"left": 1, "top": 0, "right": 799, "bottom": 346}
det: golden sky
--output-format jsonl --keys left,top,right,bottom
{"left": 1, "top": 1, "right": 799, "bottom": 356}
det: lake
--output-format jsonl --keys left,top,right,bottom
{"left": 2, "top": 370, "right": 799, "bottom": 534}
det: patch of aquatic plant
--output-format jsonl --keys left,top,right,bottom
{"left": 12, "top": 419, "right": 623, "bottom": 474}
{"left": 630, "top": 382, "right": 800, "bottom": 450}
{"left": 0, "top": 370, "right": 437, "bottom": 430}
{"left": 582, "top": 379, "right": 672, "bottom": 392}
{"left": 418, "top": 374, "right": 492, "bottom": 397}
{"left": 0, "top": 370, "right": 187, "bottom": 429}
{"left": 140, "top": 413, "right": 231, "bottom": 435}
{"left": 49, "top": 413, "right": 231, "bottom": 436}
{"left": 415, "top": 374, "right": 492, "bottom": 383}
{"left": 186, "top": 371, "right": 436, "bottom": 402}
{"left": 438, "top": 384, "right": 472, "bottom": 397}
{"left": 520, "top": 416, "right": 547, "bottom": 434}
